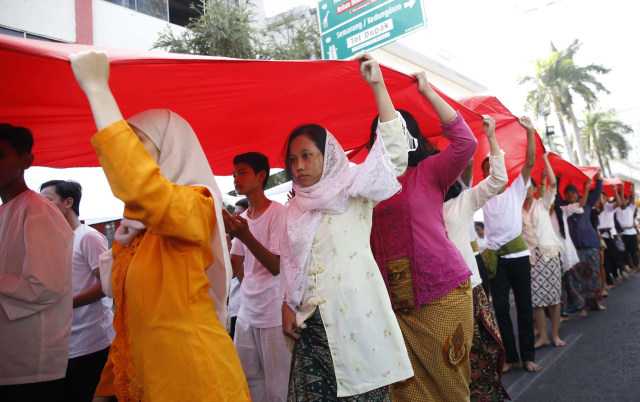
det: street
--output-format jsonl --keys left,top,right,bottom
{"left": 502, "top": 274, "right": 640, "bottom": 401}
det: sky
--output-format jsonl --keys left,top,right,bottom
{"left": 266, "top": 0, "right": 640, "bottom": 146}
{"left": 20, "top": 0, "right": 640, "bottom": 221}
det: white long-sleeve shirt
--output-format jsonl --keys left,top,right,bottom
{"left": 444, "top": 151, "right": 508, "bottom": 288}
{"left": 0, "top": 190, "right": 73, "bottom": 385}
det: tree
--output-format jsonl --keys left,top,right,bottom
{"left": 520, "top": 40, "right": 610, "bottom": 165}
{"left": 581, "top": 109, "right": 632, "bottom": 176}
{"left": 153, "top": 0, "right": 259, "bottom": 58}
{"left": 153, "top": 1, "right": 321, "bottom": 61}
{"left": 260, "top": 10, "right": 321, "bottom": 60}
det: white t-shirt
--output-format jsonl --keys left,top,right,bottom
{"left": 227, "top": 238, "right": 242, "bottom": 318}
{"left": 0, "top": 190, "right": 73, "bottom": 385}
{"left": 477, "top": 236, "right": 486, "bottom": 253}
{"left": 231, "top": 201, "right": 285, "bottom": 328}
{"left": 70, "top": 224, "right": 115, "bottom": 358}
{"left": 615, "top": 204, "right": 637, "bottom": 235}
{"left": 483, "top": 174, "right": 531, "bottom": 258}
{"left": 597, "top": 202, "right": 617, "bottom": 238}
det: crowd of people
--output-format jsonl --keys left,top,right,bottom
{"left": 1, "top": 49, "right": 638, "bottom": 402}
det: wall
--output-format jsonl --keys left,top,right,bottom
{"left": 93, "top": 0, "right": 186, "bottom": 50}
{"left": 0, "top": 0, "right": 76, "bottom": 42}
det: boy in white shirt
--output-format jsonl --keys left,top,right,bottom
{"left": 223, "top": 152, "right": 290, "bottom": 402}
{"left": 0, "top": 124, "right": 73, "bottom": 401}
{"left": 40, "top": 180, "right": 114, "bottom": 402}
{"left": 481, "top": 116, "right": 541, "bottom": 373}
{"left": 614, "top": 184, "right": 639, "bottom": 272}
{"left": 597, "top": 189, "right": 625, "bottom": 285}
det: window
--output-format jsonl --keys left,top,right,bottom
{"left": 0, "top": 25, "right": 59, "bottom": 42}
{"left": 104, "top": 0, "right": 203, "bottom": 27}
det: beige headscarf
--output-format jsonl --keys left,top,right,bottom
{"left": 127, "top": 109, "right": 231, "bottom": 323}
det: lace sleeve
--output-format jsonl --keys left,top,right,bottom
{"left": 347, "top": 115, "right": 405, "bottom": 202}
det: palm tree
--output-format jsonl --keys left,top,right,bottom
{"left": 582, "top": 109, "right": 632, "bottom": 176}
{"left": 520, "top": 40, "right": 610, "bottom": 165}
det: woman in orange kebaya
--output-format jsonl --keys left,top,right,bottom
{"left": 69, "top": 50, "right": 250, "bottom": 402}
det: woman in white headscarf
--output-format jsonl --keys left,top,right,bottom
{"left": 69, "top": 51, "right": 250, "bottom": 402}
{"left": 281, "top": 53, "right": 413, "bottom": 401}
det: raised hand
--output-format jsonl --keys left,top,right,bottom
{"left": 541, "top": 168, "right": 548, "bottom": 179}
{"left": 69, "top": 50, "right": 110, "bottom": 95}
{"left": 518, "top": 116, "right": 535, "bottom": 133}
{"left": 411, "top": 70, "right": 433, "bottom": 97}
{"left": 357, "top": 52, "right": 384, "bottom": 87}
{"left": 482, "top": 115, "right": 496, "bottom": 137}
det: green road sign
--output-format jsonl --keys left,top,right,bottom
{"left": 317, "top": 0, "right": 427, "bottom": 60}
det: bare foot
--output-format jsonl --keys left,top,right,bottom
{"left": 553, "top": 336, "right": 566, "bottom": 347}
{"left": 560, "top": 316, "right": 569, "bottom": 323}
{"left": 534, "top": 338, "right": 550, "bottom": 349}
{"left": 606, "top": 284, "right": 615, "bottom": 290}
{"left": 615, "top": 277, "right": 623, "bottom": 285}
{"left": 523, "top": 361, "right": 542, "bottom": 372}
{"left": 502, "top": 361, "right": 520, "bottom": 373}
{"left": 596, "top": 303, "right": 607, "bottom": 311}
{"left": 602, "top": 288, "right": 609, "bottom": 297}
{"left": 578, "top": 309, "right": 588, "bottom": 317}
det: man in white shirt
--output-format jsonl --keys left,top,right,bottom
{"left": 40, "top": 180, "right": 114, "bottom": 402}
{"left": 614, "top": 183, "right": 639, "bottom": 273}
{"left": 596, "top": 190, "right": 626, "bottom": 285}
{"left": 223, "top": 152, "right": 290, "bottom": 402}
{"left": 0, "top": 124, "right": 73, "bottom": 401}
{"left": 481, "top": 116, "right": 541, "bottom": 373}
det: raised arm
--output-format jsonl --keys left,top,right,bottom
{"left": 468, "top": 116, "right": 508, "bottom": 211}
{"left": 580, "top": 177, "right": 594, "bottom": 208}
{"left": 69, "top": 51, "right": 123, "bottom": 130}
{"left": 517, "top": 116, "right": 536, "bottom": 184}
{"left": 359, "top": 52, "right": 395, "bottom": 122}
{"left": 359, "top": 52, "right": 408, "bottom": 176}
{"left": 541, "top": 152, "right": 556, "bottom": 208}
{"left": 71, "top": 51, "right": 215, "bottom": 244}
{"left": 586, "top": 170, "right": 603, "bottom": 207}
{"left": 615, "top": 184, "right": 627, "bottom": 209}
{"left": 412, "top": 71, "right": 456, "bottom": 124}
{"left": 413, "top": 71, "right": 477, "bottom": 191}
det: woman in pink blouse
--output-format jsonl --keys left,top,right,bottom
{"left": 370, "top": 72, "right": 478, "bottom": 402}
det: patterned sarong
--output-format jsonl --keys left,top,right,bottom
{"left": 386, "top": 257, "right": 473, "bottom": 402}
{"left": 531, "top": 249, "right": 562, "bottom": 308}
{"left": 287, "top": 308, "right": 391, "bottom": 402}
{"left": 469, "top": 286, "right": 509, "bottom": 401}
{"left": 575, "top": 248, "right": 603, "bottom": 309}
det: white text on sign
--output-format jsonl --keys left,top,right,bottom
{"left": 346, "top": 19, "right": 394, "bottom": 49}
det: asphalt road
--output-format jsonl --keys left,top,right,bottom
{"left": 500, "top": 273, "right": 640, "bottom": 401}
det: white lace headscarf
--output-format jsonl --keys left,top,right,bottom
{"left": 282, "top": 120, "right": 404, "bottom": 307}
{"left": 127, "top": 109, "right": 232, "bottom": 323}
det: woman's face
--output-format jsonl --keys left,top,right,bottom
{"left": 526, "top": 184, "right": 536, "bottom": 199}
{"left": 132, "top": 127, "right": 160, "bottom": 162}
{"left": 288, "top": 134, "right": 324, "bottom": 187}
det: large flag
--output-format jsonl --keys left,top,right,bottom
{"left": 0, "top": 34, "right": 483, "bottom": 174}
